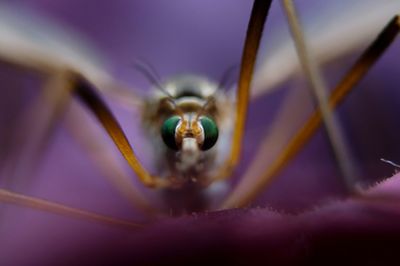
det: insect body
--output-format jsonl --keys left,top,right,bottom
{"left": 141, "top": 75, "right": 233, "bottom": 210}
{"left": 0, "top": 0, "right": 399, "bottom": 226}
{"left": 143, "top": 76, "right": 231, "bottom": 182}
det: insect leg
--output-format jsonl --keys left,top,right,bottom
{"left": 220, "top": 14, "right": 400, "bottom": 209}
{"left": 281, "top": 0, "right": 357, "bottom": 191}
{"left": 0, "top": 188, "right": 143, "bottom": 229}
{"left": 0, "top": 67, "right": 156, "bottom": 212}
{"left": 1, "top": 71, "right": 71, "bottom": 189}
{"left": 65, "top": 101, "right": 158, "bottom": 215}
{"left": 67, "top": 71, "right": 170, "bottom": 188}
{"left": 210, "top": 0, "right": 272, "bottom": 182}
{"left": 251, "top": 1, "right": 400, "bottom": 99}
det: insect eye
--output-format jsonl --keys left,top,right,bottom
{"left": 199, "top": 116, "right": 218, "bottom": 150}
{"left": 161, "top": 116, "right": 181, "bottom": 150}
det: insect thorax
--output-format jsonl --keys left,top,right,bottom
{"left": 141, "top": 75, "right": 233, "bottom": 185}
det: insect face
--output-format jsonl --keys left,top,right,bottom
{"left": 142, "top": 75, "right": 232, "bottom": 186}
{"left": 161, "top": 114, "right": 218, "bottom": 151}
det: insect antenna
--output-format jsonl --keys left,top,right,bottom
{"left": 194, "top": 64, "right": 239, "bottom": 122}
{"left": 217, "top": 64, "right": 239, "bottom": 92}
{"left": 194, "top": 97, "right": 215, "bottom": 123}
{"left": 133, "top": 59, "right": 184, "bottom": 117}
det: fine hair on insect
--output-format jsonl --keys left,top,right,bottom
{"left": 0, "top": 0, "right": 399, "bottom": 229}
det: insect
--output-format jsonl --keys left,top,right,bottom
{"left": 0, "top": 0, "right": 399, "bottom": 238}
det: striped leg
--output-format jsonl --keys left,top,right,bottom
{"left": 221, "top": 14, "right": 400, "bottom": 209}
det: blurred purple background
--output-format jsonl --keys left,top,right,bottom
{"left": 0, "top": 0, "right": 400, "bottom": 264}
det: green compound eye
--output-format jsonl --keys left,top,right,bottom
{"left": 161, "top": 116, "right": 181, "bottom": 150}
{"left": 200, "top": 116, "right": 218, "bottom": 150}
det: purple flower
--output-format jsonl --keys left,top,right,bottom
{"left": 0, "top": 1, "right": 400, "bottom": 264}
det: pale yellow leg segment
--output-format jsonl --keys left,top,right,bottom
{"left": 251, "top": 2, "right": 400, "bottom": 100}
{"left": 281, "top": 0, "right": 357, "bottom": 191}
{"left": 0, "top": 188, "right": 143, "bottom": 229}
{"left": 2, "top": 72, "right": 71, "bottom": 189}
{"left": 221, "top": 15, "right": 400, "bottom": 209}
